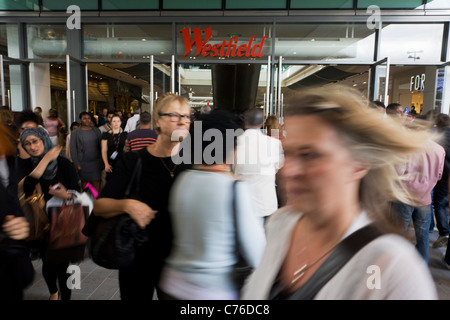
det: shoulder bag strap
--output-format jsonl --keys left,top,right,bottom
{"left": 232, "top": 180, "right": 247, "bottom": 261}
{"left": 284, "top": 224, "right": 383, "bottom": 300}
{"left": 124, "top": 151, "right": 142, "bottom": 197}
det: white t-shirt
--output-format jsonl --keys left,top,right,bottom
{"left": 234, "top": 129, "right": 284, "bottom": 217}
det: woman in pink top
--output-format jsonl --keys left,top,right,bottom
{"left": 43, "top": 109, "right": 65, "bottom": 146}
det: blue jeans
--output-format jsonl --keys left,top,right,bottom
{"left": 432, "top": 179, "right": 450, "bottom": 237}
{"left": 392, "top": 202, "right": 431, "bottom": 264}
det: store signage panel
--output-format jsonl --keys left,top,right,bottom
{"left": 180, "top": 27, "right": 268, "bottom": 58}
{"left": 410, "top": 73, "right": 425, "bottom": 92}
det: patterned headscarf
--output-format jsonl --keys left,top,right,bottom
{"left": 20, "top": 127, "right": 59, "bottom": 180}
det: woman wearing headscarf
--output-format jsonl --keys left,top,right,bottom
{"left": 18, "top": 127, "right": 81, "bottom": 300}
{"left": 0, "top": 124, "right": 34, "bottom": 300}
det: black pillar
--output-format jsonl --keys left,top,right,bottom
{"left": 211, "top": 64, "right": 260, "bottom": 114}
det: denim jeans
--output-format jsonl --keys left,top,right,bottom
{"left": 392, "top": 202, "right": 431, "bottom": 264}
{"left": 432, "top": 179, "right": 450, "bottom": 237}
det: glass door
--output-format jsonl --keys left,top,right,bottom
{"left": 369, "top": 57, "right": 390, "bottom": 105}
{"left": 0, "top": 55, "right": 29, "bottom": 111}
{"left": 436, "top": 61, "right": 450, "bottom": 114}
{"left": 66, "top": 55, "right": 87, "bottom": 127}
{"left": 177, "top": 63, "right": 212, "bottom": 115}
{"left": 150, "top": 56, "right": 172, "bottom": 115}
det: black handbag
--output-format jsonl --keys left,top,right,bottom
{"left": 82, "top": 152, "right": 148, "bottom": 270}
{"left": 231, "top": 180, "right": 254, "bottom": 293}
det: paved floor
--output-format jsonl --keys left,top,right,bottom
{"left": 23, "top": 230, "right": 450, "bottom": 300}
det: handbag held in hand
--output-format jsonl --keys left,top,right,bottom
{"left": 46, "top": 191, "right": 91, "bottom": 250}
{"left": 82, "top": 152, "right": 148, "bottom": 270}
{"left": 18, "top": 182, "right": 49, "bottom": 241}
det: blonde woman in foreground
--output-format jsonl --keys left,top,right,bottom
{"left": 241, "top": 85, "right": 438, "bottom": 300}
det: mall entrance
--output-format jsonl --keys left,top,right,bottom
{"left": 0, "top": 53, "right": 441, "bottom": 127}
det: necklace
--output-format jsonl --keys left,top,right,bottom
{"left": 290, "top": 243, "right": 339, "bottom": 286}
{"left": 160, "top": 158, "right": 177, "bottom": 178}
{"left": 288, "top": 218, "right": 341, "bottom": 288}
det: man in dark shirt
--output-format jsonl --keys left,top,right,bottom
{"left": 125, "top": 111, "right": 157, "bottom": 152}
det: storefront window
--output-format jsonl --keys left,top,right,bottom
{"left": 379, "top": 24, "right": 444, "bottom": 64}
{"left": 0, "top": 24, "right": 20, "bottom": 59}
{"left": 426, "top": 0, "right": 450, "bottom": 9}
{"left": 83, "top": 24, "right": 172, "bottom": 60}
{"left": 275, "top": 23, "right": 375, "bottom": 62}
{"left": 388, "top": 66, "right": 439, "bottom": 115}
{"left": 27, "top": 24, "right": 67, "bottom": 59}
{"left": 176, "top": 23, "right": 272, "bottom": 61}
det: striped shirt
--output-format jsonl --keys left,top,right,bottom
{"left": 126, "top": 128, "right": 158, "bottom": 152}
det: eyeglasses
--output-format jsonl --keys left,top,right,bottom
{"left": 158, "top": 112, "right": 191, "bottom": 122}
{"left": 23, "top": 139, "right": 41, "bottom": 148}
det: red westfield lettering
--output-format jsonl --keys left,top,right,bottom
{"left": 180, "top": 27, "right": 268, "bottom": 58}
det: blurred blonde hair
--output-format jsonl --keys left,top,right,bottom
{"left": 152, "top": 93, "right": 190, "bottom": 134}
{"left": 284, "top": 85, "right": 435, "bottom": 230}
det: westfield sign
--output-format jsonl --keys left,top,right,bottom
{"left": 180, "top": 27, "right": 268, "bottom": 58}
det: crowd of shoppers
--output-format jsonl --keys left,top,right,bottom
{"left": 1, "top": 84, "right": 450, "bottom": 302}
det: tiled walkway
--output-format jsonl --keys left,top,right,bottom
{"left": 23, "top": 230, "right": 450, "bottom": 300}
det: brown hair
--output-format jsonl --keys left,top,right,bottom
{"left": 0, "top": 124, "right": 16, "bottom": 156}
{"left": 265, "top": 114, "right": 282, "bottom": 137}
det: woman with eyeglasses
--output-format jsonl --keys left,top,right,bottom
{"left": 94, "top": 93, "right": 192, "bottom": 301}
{"left": 18, "top": 127, "right": 81, "bottom": 300}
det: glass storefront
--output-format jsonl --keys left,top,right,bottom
{"left": 0, "top": 12, "right": 448, "bottom": 118}
{"left": 83, "top": 24, "right": 172, "bottom": 60}
{"left": 27, "top": 24, "right": 67, "bottom": 59}
{"left": 380, "top": 24, "right": 444, "bottom": 64}
{"left": 275, "top": 23, "right": 376, "bottom": 62}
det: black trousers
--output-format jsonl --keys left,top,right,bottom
{"left": 42, "top": 259, "right": 71, "bottom": 300}
{"left": 0, "top": 246, "right": 34, "bottom": 300}
{"left": 118, "top": 243, "right": 164, "bottom": 301}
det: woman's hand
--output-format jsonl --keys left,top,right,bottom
{"left": 104, "top": 163, "right": 113, "bottom": 173}
{"left": 125, "top": 199, "right": 157, "bottom": 229}
{"left": 2, "top": 215, "right": 30, "bottom": 240}
{"left": 48, "top": 183, "right": 72, "bottom": 200}
{"left": 43, "top": 145, "right": 62, "bottom": 163}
